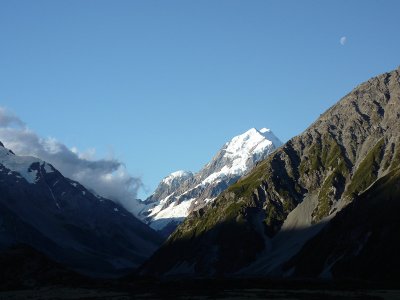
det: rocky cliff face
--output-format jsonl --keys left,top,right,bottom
{"left": 137, "top": 128, "right": 282, "bottom": 237}
{"left": 140, "top": 67, "right": 400, "bottom": 278}
{"left": 283, "top": 166, "right": 400, "bottom": 281}
{"left": 144, "top": 171, "right": 195, "bottom": 206}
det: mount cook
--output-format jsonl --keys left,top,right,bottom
{"left": 136, "top": 128, "right": 282, "bottom": 236}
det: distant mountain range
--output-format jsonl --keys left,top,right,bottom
{"left": 0, "top": 141, "right": 162, "bottom": 276}
{"left": 140, "top": 67, "right": 400, "bottom": 281}
{"left": 1, "top": 67, "right": 400, "bottom": 285}
{"left": 136, "top": 128, "right": 282, "bottom": 236}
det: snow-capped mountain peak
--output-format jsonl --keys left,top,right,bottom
{"left": 200, "top": 128, "right": 282, "bottom": 184}
{"left": 0, "top": 142, "right": 55, "bottom": 184}
{"left": 0, "top": 140, "right": 163, "bottom": 275}
{"left": 223, "top": 127, "right": 281, "bottom": 158}
{"left": 162, "top": 170, "right": 193, "bottom": 185}
{"left": 137, "top": 128, "right": 282, "bottom": 237}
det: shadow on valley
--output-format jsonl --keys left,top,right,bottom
{"left": 2, "top": 170, "right": 400, "bottom": 299}
{"left": 1, "top": 221, "right": 400, "bottom": 299}
{"left": 1, "top": 267, "right": 400, "bottom": 300}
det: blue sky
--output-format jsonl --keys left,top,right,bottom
{"left": 0, "top": 0, "right": 399, "bottom": 199}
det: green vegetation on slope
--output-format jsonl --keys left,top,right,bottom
{"left": 285, "top": 166, "right": 400, "bottom": 281}
{"left": 297, "top": 134, "right": 351, "bottom": 221}
{"left": 141, "top": 68, "right": 400, "bottom": 277}
{"left": 345, "top": 138, "right": 385, "bottom": 198}
{"left": 313, "top": 170, "right": 346, "bottom": 221}
{"left": 228, "top": 160, "right": 270, "bottom": 199}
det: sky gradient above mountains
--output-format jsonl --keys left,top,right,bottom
{"left": 0, "top": 0, "right": 399, "bottom": 198}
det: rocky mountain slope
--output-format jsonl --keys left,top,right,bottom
{"left": 283, "top": 166, "right": 400, "bottom": 281}
{"left": 137, "top": 128, "right": 282, "bottom": 236}
{"left": 0, "top": 142, "right": 163, "bottom": 276}
{"left": 140, "top": 67, "right": 400, "bottom": 280}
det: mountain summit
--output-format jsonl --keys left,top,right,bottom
{"left": 140, "top": 67, "right": 400, "bottom": 280}
{"left": 0, "top": 142, "right": 162, "bottom": 276}
{"left": 137, "top": 128, "right": 282, "bottom": 236}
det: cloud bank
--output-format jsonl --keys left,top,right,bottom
{"left": 0, "top": 107, "right": 142, "bottom": 215}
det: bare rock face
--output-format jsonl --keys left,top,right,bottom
{"left": 140, "top": 67, "right": 400, "bottom": 279}
{"left": 144, "top": 171, "right": 195, "bottom": 206}
{"left": 283, "top": 166, "right": 400, "bottom": 281}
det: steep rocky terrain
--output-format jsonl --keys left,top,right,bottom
{"left": 140, "top": 67, "right": 400, "bottom": 279}
{"left": 0, "top": 142, "right": 162, "bottom": 276}
{"left": 283, "top": 166, "right": 400, "bottom": 281}
{"left": 137, "top": 128, "right": 282, "bottom": 237}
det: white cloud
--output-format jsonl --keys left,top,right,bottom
{"left": 0, "top": 107, "right": 142, "bottom": 215}
{"left": 0, "top": 107, "right": 25, "bottom": 127}
{"left": 340, "top": 36, "right": 347, "bottom": 46}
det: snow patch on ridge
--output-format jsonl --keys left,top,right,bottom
{"left": 162, "top": 170, "right": 193, "bottom": 185}
{"left": 43, "top": 162, "right": 54, "bottom": 173}
{"left": 0, "top": 144, "right": 40, "bottom": 184}
{"left": 0, "top": 144, "right": 61, "bottom": 185}
{"left": 151, "top": 198, "right": 195, "bottom": 221}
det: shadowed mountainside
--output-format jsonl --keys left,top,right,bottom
{"left": 0, "top": 143, "right": 163, "bottom": 276}
{"left": 140, "top": 67, "right": 400, "bottom": 278}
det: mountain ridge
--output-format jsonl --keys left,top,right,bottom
{"left": 139, "top": 66, "right": 400, "bottom": 278}
{"left": 137, "top": 127, "right": 282, "bottom": 236}
{"left": 0, "top": 141, "right": 163, "bottom": 276}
